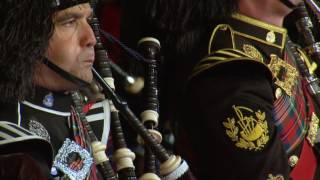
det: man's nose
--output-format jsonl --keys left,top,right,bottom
{"left": 80, "top": 21, "right": 97, "bottom": 47}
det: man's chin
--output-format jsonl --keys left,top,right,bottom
{"left": 67, "top": 76, "right": 93, "bottom": 91}
{"left": 79, "top": 73, "right": 93, "bottom": 84}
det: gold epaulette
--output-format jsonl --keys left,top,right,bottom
{"left": 191, "top": 48, "right": 269, "bottom": 78}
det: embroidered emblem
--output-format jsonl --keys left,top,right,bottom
{"left": 43, "top": 92, "right": 54, "bottom": 107}
{"left": 223, "top": 105, "right": 269, "bottom": 151}
{"left": 242, "top": 44, "right": 264, "bottom": 62}
{"left": 28, "top": 119, "right": 51, "bottom": 142}
{"left": 53, "top": 138, "right": 93, "bottom": 180}
{"left": 266, "top": 31, "right": 276, "bottom": 43}
{"left": 307, "top": 113, "right": 320, "bottom": 146}
{"left": 268, "top": 54, "right": 298, "bottom": 97}
{"left": 267, "top": 174, "right": 285, "bottom": 180}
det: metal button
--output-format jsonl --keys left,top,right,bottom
{"left": 288, "top": 155, "right": 299, "bottom": 167}
{"left": 275, "top": 88, "right": 282, "bottom": 99}
{"left": 266, "top": 31, "right": 276, "bottom": 43}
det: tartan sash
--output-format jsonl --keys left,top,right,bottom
{"left": 272, "top": 51, "right": 308, "bottom": 153}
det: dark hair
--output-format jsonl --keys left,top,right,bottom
{"left": 147, "top": 0, "right": 238, "bottom": 32}
{"left": 144, "top": 0, "right": 238, "bottom": 56}
{"left": 0, "top": 0, "right": 54, "bottom": 101}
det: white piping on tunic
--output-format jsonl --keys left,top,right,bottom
{"left": 21, "top": 101, "right": 71, "bottom": 116}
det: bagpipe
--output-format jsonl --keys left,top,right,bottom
{"left": 0, "top": 0, "right": 194, "bottom": 179}
{"left": 71, "top": 1, "right": 320, "bottom": 179}
{"left": 67, "top": 1, "right": 196, "bottom": 179}
{"left": 283, "top": 0, "right": 320, "bottom": 108}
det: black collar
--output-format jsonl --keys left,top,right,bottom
{"left": 24, "top": 87, "right": 73, "bottom": 113}
{"left": 230, "top": 14, "right": 287, "bottom": 51}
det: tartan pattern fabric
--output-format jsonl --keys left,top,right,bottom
{"left": 70, "top": 106, "right": 91, "bottom": 150}
{"left": 272, "top": 51, "right": 308, "bottom": 153}
{"left": 272, "top": 82, "right": 308, "bottom": 153}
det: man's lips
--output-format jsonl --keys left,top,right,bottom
{"left": 80, "top": 51, "right": 95, "bottom": 65}
{"left": 83, "top": 59, "right": 94, "bottom": 63}
{"left": 80, "top": 58, "right": 94, "bottom": 68}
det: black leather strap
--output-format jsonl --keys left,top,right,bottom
{"left": 43, "top": 58, "right": 91, "bottom": 88}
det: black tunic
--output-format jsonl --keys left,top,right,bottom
{"left": 0, "top": 87, "right": 110, "bottom": 179}
{"left": 175, "top": 13, "right": 320, "bottom": 180}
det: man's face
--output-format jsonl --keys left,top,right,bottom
{"left": 46, "top": 3, "right": 96, "bottom": 83}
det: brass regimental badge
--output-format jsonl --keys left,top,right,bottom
{"left": 266, "top": 31, "right": 276, "bottom": 44}
{"left": 223, "top": 105, "right": 269, "bottom": 151}
{"left": 268, "top": 54, "right": 298, "bottom": 97}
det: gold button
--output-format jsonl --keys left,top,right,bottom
{"left": 288, "top": 155, "right": 299, "bottom": 167}
{"left": 266, "top": 31, "right": 276, "bottom": 43}
{"left": 275, "top": 88, "right": 282, "bottom": 99}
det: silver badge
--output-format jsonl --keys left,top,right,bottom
{"left": 53, "top": 138, "right": 93, "bottom": 180}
